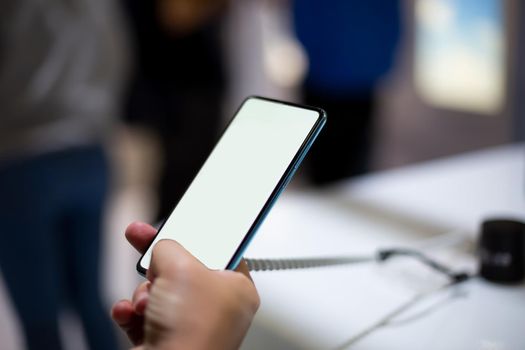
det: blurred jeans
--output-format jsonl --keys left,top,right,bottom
{"left": 0, "top": 145, "right": 117, "bottom": 350}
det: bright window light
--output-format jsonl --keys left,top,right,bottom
{"left": 415, "top": 0, "right": 505, "bottom": 115}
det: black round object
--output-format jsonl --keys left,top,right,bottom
{"left": 479, "top": 219, "right": 525, "bottom": 283}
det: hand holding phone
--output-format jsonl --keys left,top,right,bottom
{"left": 138, "top": 96, "right": 326, "bottom": 274}
{"left": 113, "top": 222, "right": 259, "bottom": 349}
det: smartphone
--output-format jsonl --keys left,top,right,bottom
{"left": 137, "top": 96, "right": 326, "bottom": 274}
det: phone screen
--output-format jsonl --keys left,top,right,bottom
{"left": 139, "top": 97, "right": 324, "bottom": 271}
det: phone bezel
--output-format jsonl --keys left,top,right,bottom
{"left": 137, "top": 96, "right": 326, "bottom": 275}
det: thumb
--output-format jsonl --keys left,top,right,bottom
{"left": 147, "top": 239, "right": 202, "bottom": 281}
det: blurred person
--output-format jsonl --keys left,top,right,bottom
{"left": 0, "top": 0, "right": 126, "bottom": 349}
{"left": 111, "top": 222, "right": 260, "bottom": 349}
{"left": 122, "top": 0, "right": 229, "bottom": 221}
{"left": 292, "top": 0, "right": 402, "bottom": 184}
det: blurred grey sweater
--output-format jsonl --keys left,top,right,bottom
{"left": 0, "top": 0, "right": 128, "bottom": 159}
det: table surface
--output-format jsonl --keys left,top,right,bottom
{"left": 242, "top": 143, "right": 525, "bottom": 350}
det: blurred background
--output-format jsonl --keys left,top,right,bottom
{"left": 0, "top": 0, "right": 523, "bottom": 349}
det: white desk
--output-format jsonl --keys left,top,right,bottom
{"left": 242, "top": 143, "right": 525, "bottom": 350}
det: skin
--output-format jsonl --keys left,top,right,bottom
{"left": 111, "top": 222, "right": 260, "bottom": 350}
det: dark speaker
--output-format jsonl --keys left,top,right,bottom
{"left": 479, "top": 219, "right": 525, "bottom": 283}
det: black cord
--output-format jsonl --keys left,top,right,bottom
{"left": 246, "top": 247, "right": 473, "bottom": 285}
{"left": 376, "top": 248, "right": 472, "bottom": 284}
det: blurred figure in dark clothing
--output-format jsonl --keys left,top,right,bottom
{"left": 122, "top": 0, "right": 228, "bottom": 221}
{"left": 0, "top": 0, "right": 125, "bottom": 349}
{"left": 292, "top": 0, "right": 402, "bottom": 185}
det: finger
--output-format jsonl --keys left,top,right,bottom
{"left": 125, "top": 222, "right": 158, "bottom": 254}
{"left": 132, "top": 281, "right": 151, "bottom": 315}
{"left": 235, "top": 259, "right": 254, "bottom": 283}
{"left": 111, "top": 299, "right": 135, "bottom": 327}
{"left": 111, "top": 300, "right": 145, "bottom": 345}
{"left": 149, "top": 239, "right": 201, "bottom": 279}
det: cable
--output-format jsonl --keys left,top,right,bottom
{"left": 376, "top": 248, "right": 471, "bottom": 284}
{"left": 246, "top": 246, "right": 475, "bottom": 349}
{"left": 332, "top": 281, "right": 459, "bottom": 350}
{"left": 245, "top": 248, "right": 472, "bottom": 284}
{"left": 245, "top": 237, "right": 475, "bottom": 349}
{"left": 245, "top": 255, "right": 375, "bottom": 271}
{"left": 386, "top": 286, "right": 469, "bottom": 327}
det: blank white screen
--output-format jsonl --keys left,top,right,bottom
{"left": 140, "top": 98, "right": 320, "bottom": 270}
